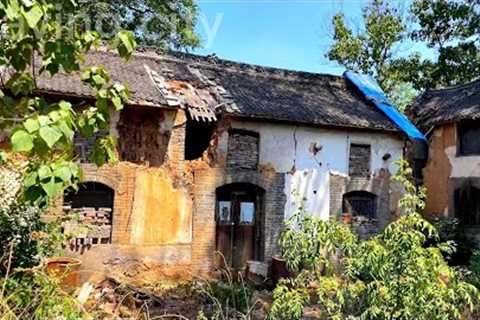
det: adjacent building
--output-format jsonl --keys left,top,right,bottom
{"left": 408, "top": 79, "right": 480, "bottom": 243}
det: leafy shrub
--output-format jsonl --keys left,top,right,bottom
{"left": 428, "top": 216, "right": 476, "bottom": 265}
{"left": 1, "top": 270, "right": 87, "bottom": 319}
{"left": 270, "top": 160, "right": 479, "bottom": 320}
{"left": 280, "top": 212, "right": 357, "bottom": 273}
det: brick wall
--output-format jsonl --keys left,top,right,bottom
{"left": 117, "top": 108, "right": 170, "bottom": 167}
{"left": 330, "top": 169, "right": 399, "bottom": 237}
{"left": 349, "top": 144, "right": 371, "bottom": 177}
{"left": 74, "top": 131, "right": 108, "bottom": 163}
{"left": 191, "top": 167, "right": 286, "bottom": 274}
{"left": 226, "top": 130, "right": 259, "bottom": 170}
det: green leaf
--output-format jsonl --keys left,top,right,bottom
{"left": 11, "top": 129, "right": 33, "bottom": 152}
{"left": 39, "top": 126, "right": 62, "bottom": 148}
{"left": 0, "top": 151, "right": 7, "bottom": 164}
{"left": 41, "top": 177, "right": 62, "bottom": 198}
{"left": 53, "top": 165, "right": 72, "bottom": 183}
{"left": 23, "top": 118, "right": 39, "bottom": 133}
{"left": 115, "top": 31, "right": 137, "bottom": 59}
{"left": 24, "top": 171, "right": 38, "bottom": 187}
{"left": 111, "top": 95, "right": 122, "bottom": 110}
{"left": 23, "top": 4, "right": 43, "bottom": 28}
{"left": 38, "top": 115, "right": 51, "bottom": 127}
{"left": 38, "top": 165, "right": 52, "bottom": 180}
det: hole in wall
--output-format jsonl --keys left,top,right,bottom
{"left": 184, "top": 116, "right": 216, "bottom": 160}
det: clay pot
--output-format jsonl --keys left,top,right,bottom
{"left": 342, "top": 213, "right": 353, "bottom": 224}
{"left": 46, "top": 257, "right": 82, "bottom": 288}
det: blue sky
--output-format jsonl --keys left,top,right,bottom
{"left": 193, "top": 0, "right": 430, "bottom": 75}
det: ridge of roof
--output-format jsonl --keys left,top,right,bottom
{"left": 422, "top": 77, "right": 480, "bottom": 95}
{"left": 130, "top": 47, "right": 344, "bottom": 84}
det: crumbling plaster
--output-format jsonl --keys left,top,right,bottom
{"left": 422, "top": 122, "right": 480, "bottom": 217}
{"left": 222, "top": 120, "right": 403, "bottom": 175}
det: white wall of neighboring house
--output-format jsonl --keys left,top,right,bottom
{"left": 218, "top": 120, "right": 405, "bottom": 220}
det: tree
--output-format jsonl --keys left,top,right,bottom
{"left": 0, "top": 0, "right": 136, "bottom": 205}
{"left": 403, "top": 0, "right": 480, "bottom": 88}
{"left": 327, "top": 0, "right": 480, "bottom": 108}
{"left": 76, "top": 0, "right": 200, "bottom": 49}
{"left": 327, "top": 0, "right": 405, "bottom": 94}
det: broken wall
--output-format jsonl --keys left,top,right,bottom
{"left": 62, "top": 107, "right": 197, "bottom": 280}
{"left": 225, "top": 120, "right": 404, "bottom": 226}
{"left": 422, "top": 123, "right": 456, "bottom": 216}
{"left": 191, "top": 118, "right": 405, "bottom": 267}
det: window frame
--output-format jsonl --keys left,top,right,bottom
{"left": 457, "top": 120, "right": 480, "bottom": 157}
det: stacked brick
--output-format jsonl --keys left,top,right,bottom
{"left": 227, "top": 131, "right": 259, "bottom": 170}
{"left": 349, "top": 144, "right": 371, "bottom": 177}
{"left": 63, "top": 207, "right": 113, "bottom": 251}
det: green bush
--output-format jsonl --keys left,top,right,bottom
{"left": 270, "top": 160, "right": 479, "bottom": 320}
{"left": 1, "top": 271, "right": 87, "bottom": 319}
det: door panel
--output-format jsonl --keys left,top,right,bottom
{"left": 215, "top": 184, "right": 263, "bottom": 269}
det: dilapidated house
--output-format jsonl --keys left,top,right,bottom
{"left": 11, "top": 49, "right": 415, "bottom": 279}
{"left": 409, "top": 78, "right": 480, "bottom": 244}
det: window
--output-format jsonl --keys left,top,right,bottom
{"left": 349, "top": 144, "right": 371, "bottom": 177}
{"left": 226, "top": 129, "right": 259, "bottom": 170}
{"left": 458, "top": 121, "right": 480, "bottom": 156}
{"left": 454, "top": 182, "right": 480, "bottom": 226}
{"left": 343, "top": 191, "right": 376, "bottom": 219}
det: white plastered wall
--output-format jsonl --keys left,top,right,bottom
{"left": 218, "top": 120, "right": 405, "bottom": 219}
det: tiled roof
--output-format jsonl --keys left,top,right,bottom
{"left": 408, "top": 78, "right": 480, "bottom": 131}
{"left": 29, "top": 48, "right": 400, "bottom": 132}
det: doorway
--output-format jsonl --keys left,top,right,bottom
{"left": 215, "top": 183, "right": 264, "bottom": 269}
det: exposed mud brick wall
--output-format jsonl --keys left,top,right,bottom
{"left": 118, "top": 107, "right": 170, "bottom": 167}
{"left": 226, "top": 130, "right": 259, "bottom": 170}
{"left": 166, "top": 110, "right": 186, "bottom": 177}
{"left": 423, "top": 123, "right": 456, "bottom": 216}
{"left": 130, "top": 167, "right": 193, "bottom": 246}
{"left": 349, "top": 144, "right": 371, "bottom": 177}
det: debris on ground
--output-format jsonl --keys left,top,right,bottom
{"left": 73, "top": 272, "right": 275, "bottom": 319}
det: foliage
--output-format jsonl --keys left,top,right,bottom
{"left": 76, "top": 0, "right": 200, "bottom": 49}
{"left": 197, "top": 261, "right": 255, "bottom": 319}
{"left": 430, "top": 216, "right": 475, "bottom": 265}
{"left": 269, "top": 159, "right": 479, "bottom": 320}
{"left": 0, "top": 270, "right": 88, "bottom": 319}
{"left": 0, "top": 0, "right": 137, "bottom": 317}
{"left": 468, "top": 249, "right": 480, "bottom": 289}
{"left": 327, "top": 0, "right": 405, "bottom": 94}
{"left": 269, "top": 276, "right": 310, "bottom": 320}
{"left": 280, "top": 212, "right": 357, "bottom": 273}
{"left": 327, "top": 0, "right": 480, "bottom": 107}
{"left": 0, "top": 0, "right": 136, "bottom": 207}
{"left": 405, "top": 0, "right": 480, "bottom": 89}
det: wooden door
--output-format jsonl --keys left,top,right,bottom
{"left": 215, "top": 184, "right": 262, "bottom": 269}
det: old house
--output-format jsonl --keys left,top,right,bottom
{"left": 15, "top": 49, "right": 421, "bottom": 278}
{"left": 409, "top": 79, "right": 480, "bottom": 244}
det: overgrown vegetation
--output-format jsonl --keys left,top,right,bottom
{"left": 269, "top": 159, "right": 480, "bottom": 320}
{"left": 0, "top": 0, "right": 137, "bottom": 317}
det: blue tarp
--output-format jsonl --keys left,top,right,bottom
{"left": 344, "top": 71, "right": 426, "bottom": 142}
